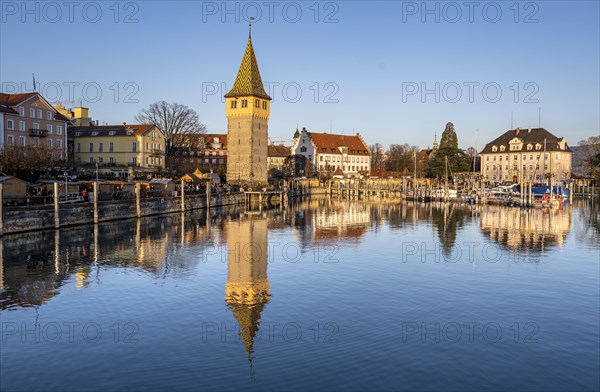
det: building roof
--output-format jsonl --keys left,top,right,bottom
{"left": 480, "top": 128, "right": 572, "bottom": 154}
{"left": 268, "top": 144, "right": 291, "bottom": 158}
{"left": 309, "top": 132, "right": 371, "bottom": 156}
{"left": 173, "top": 133, "right": 227, "bottom": 149}
{"left": 0, "top": 92, "right": 70, "bottom": 121}
{"left": 0, "top": 92, "right": 37, "bottom": 106}
{"left": 224, "top": 37, "right": 271, "bottom": 100}
{"left": 69, "top": 124, "right": 157, "bottom": 137}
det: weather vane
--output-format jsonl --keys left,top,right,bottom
{"left": 249, "top": 17, "right": 255, "bottom": 38}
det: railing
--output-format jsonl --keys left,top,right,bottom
{"left": 29, "top": 129, "right": 48, "bottom": 137}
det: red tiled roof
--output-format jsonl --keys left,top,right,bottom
{"left": 309, "top": 132, "right": 370, "bottom": 155}
{"left": 0, "top": 92, "right": 37, "bottom": 106}
{"left": 0, "top": 92, "right": 70, "bottom": 122}
{"left": 268, "top": 144, "right": 291, "bottom": 157}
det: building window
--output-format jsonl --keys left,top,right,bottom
{"left": 18, "top": 121, "right": 24, "bottom": 131}
{"left": 132, "top": 142, "right": 137, "bottom": 152}
{"left": 30, "top": 108, "right": 35, "bottom": 117}
{"left": 47, "top": 111, "right": 52, "bottom": 120}
{"left": 37, "top": 109, "right": 42, "bottom": 118}
{"left": 19, "top": 107, "right": 24, "bottom": 116}
{"left": 231, "top": 100, "right": 237, "bottom": 109}
{"left": 89, "top": 157, "right": 94, "bottom": 163}
{"left": 57, "top": 139, "right": 62, "bottom": 148}
{"left": 300, "top": 146, "right": 307, "bottom": 152}
{"left": 99, "top": 142, "right": 103, "bottom": 152}
{"left": 99, "top": 157, "right": 103, "bottom": 164}
{"left": 255, "top": 99, "right": 260, "bottom": 108}
{"left": 109, "top": 142, "right": 114, "bottom": 152}
{"left": 110, "top": 157, "right": 114, "bottom": 164}
{"left": 262, "top": 101, "right": 267, "bottom": 110}
{"left": 19, "top": 136, "right": 25, "bottom": 145}
{"left": 241, "top": 99, "right": 248, "bottom": 108}
{"left": 6, "top": 120, "right": 13, "bottom": 130}
{"left": 132, "top": 158, "right": 137, "bottom": 166}
{"left": 76, "top": 143, "right": 81, "bottom": 153}
{"left": 47, "top": 124, "right": 53, "bottom": 134}
{"left": 48, "top": 139, "right": 53, "bottom": 148}
{"left": 7, "top": 135, "right": 14, "bottom": 144}
{"left": 33, "top": 138, "right": 39, "bottom": 146}
{"left": 57, "top": 126, "right": 62, "bottom": 135}
{"left": 89, "top": 143, "right": 93, "bottom": 152}
{"left": 513, "top": 155, "right": 518, "bottom": 160}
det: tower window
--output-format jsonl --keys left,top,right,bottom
{"left": 231, "top": 100, "right": 237, "bottom": 109}
{"left": 241, "top": 100, "right": 248, "bottom": 108}
{"left": 255, "top": 99, "right": 260, "bottom": 108}
{"left": 262, "top": 101, "right": 267, "bottom": 110}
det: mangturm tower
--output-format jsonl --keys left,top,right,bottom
{"left": 225, "top": 25, "right": 272, "bottom": 185}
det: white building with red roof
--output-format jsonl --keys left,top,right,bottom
{"left": 291, "top": 127, "right": 371, "bottom": 177}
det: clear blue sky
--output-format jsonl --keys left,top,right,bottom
{"left": 1, "top": 1, "right": 598, "bottom": 150}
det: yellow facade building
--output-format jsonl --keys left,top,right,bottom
{"left": 69, "top": 123, "right": 165, "bottom": 179}
{"left": 225, "top": 29, "right": 271, "bottom": 185}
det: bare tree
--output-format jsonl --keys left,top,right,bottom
{"left": 0, "top": 145, "right": 63, "bottom": 182}
{"left": 134, "top": 101, "right": 206, "bottom": 157}
{"left": 369, "top": 143, "right": 386, "bottom": 171}
{"left": 577, "top": 136, "right": 600, "bottom": 182}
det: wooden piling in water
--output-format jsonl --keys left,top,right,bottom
{"left": 93, "top": 182, "right": 98, "bottom": 224}
{"left": 54, "top": 182, "right": 60, "bottom": 229}
{"left": 135, "top": 183, "right": 141, "bottom": 218}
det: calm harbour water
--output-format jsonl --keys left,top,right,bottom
{"left": 1, "top": 198, "right": 599, "bottom": 391}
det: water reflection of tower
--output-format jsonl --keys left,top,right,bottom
{"left": 225, "top": 215, "right": 270, "bottom": 361}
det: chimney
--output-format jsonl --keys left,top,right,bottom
{"left": 515, "top": 127, "right": 520, "bottom": 135}
{"left": 123, "top": 122, "right": 126, "bottom": 127}
{"left": 528, "top": 126, "right": 532, "bottom": 133}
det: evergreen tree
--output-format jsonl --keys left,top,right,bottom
{"left": 426, "top": 122, "right": 470, "bottom": 179}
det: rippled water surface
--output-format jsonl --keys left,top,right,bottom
{"left": 1, "top": 198, "right": 599, "bottom": 391}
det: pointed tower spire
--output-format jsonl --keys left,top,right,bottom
{"left": 433, "top": 132, "right": 439, "bottom": 150}
{"left": 225, "top": 24, "right": 271, "bottom": 101}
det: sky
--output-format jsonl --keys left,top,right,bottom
{"left": 1, "top": 0, "right": 599, "bottom": 150}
